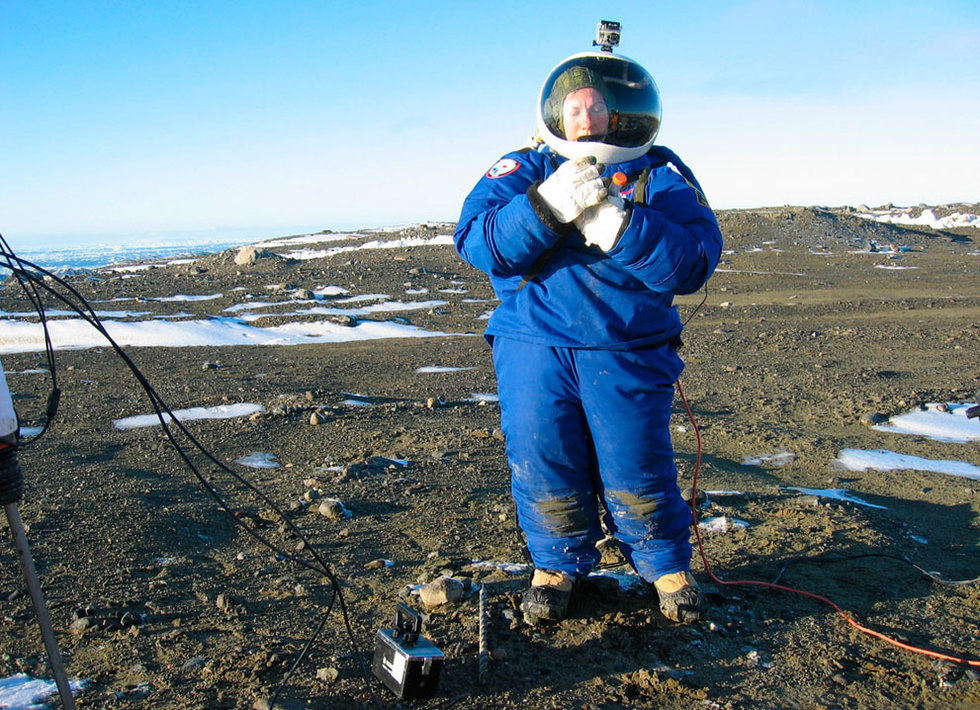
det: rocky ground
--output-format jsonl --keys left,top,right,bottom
{"left": 0, "top": 205, "right": 978, "bottom": 709}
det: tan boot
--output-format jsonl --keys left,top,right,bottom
{"left": 520, "top": 569, "right": 574, "bottom": 623}
{"left": 653, "top": 571, "right": 706, "bottom": 623}
{"left": 531, "top": 568, "right": 574, "bottom": 591}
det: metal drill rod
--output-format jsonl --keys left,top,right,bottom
{"left": 4, "top": 502, "right": 76, "bottom": 709}
{"left": 478, "top": 583, "right": 488, "bottom": 683}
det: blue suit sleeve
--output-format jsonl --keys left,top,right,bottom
{"left": 607, "top": 168, "right": 723, "bottom": 295}
{"left": 454, "top": 153, "right": 567, "bottom": 281}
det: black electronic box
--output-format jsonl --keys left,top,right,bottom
{"left": 372, "top": 603, "right": 444, "bottom": 699}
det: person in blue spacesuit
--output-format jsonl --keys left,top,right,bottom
{"left": 454, "top": 45, "right": 723, "bottom": 624}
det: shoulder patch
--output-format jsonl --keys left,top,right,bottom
{"left": 694, "top": 186, "right": 710, "bottom": 209}
{"left": 486, "top": 158, "right": 520, "bottom": 179}
{"left": 667, "top": 162, "right": 710, "bottom": 209}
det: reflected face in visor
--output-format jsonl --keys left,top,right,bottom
{"left": 561, "top": 87, "right": 610, "bottom": 141}
{"left": 537, "top": 52, "right": 663, "bottom": 164}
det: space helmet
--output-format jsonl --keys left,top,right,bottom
{"left": 536, "top": 51, "right": 662, "bottom": 164}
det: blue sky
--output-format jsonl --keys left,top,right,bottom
{"left": 2, "top": 1, "right": 978, "bottom": 249}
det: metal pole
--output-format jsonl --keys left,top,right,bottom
{"left": 4, "top": 502, "right": 76, "bottom": 709}
{"left": 478, "top": 583, "right": 488, "bottom": 683}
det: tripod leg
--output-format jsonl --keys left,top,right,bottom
{"left": 5, "top": 502, "right": 76, "bottom": 709}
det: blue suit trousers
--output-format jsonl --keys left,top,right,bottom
{"left": 492, "top": 337, "right": 692, "bottom": 582}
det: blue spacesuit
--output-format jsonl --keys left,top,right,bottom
{"left": 454, "top": 46, "right": 723, "bottom": 623}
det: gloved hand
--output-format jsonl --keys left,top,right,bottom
{"left": 535, "top": 157, "right": 607, "bottom": 223}
{"left": 575, "top": 194, "right": 627, "bottom": 251}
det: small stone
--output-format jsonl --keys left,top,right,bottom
{"left": 490, "top": 648, "right": 508, "bottom": 661}
{"left": 309, "top": 411, "right": 325, "bottom": 426}
{"left": 418, "top": 576, "right": 464, "bottom": 608}
{"left": 181, "top": 656, "right": 208, "bottom": 674}
{"left": 318, "top": 499, "right": 348, "bottom": 520}
{"left": 316, "top": 666, "right": 340, "bottom": 683}
{"left": 69, "top": 617, "right": 93, "bottom": 634}
{"left": 680, "top": 486, "right": 707, "bottom": 507}
{"left": 253, "top": 698, "right": 307, "bottom": 710}
{"left": 234, "top": 246, "right": 275, "bottom": 266}
{"left": 364, "top": 559, "right": 388, "bottom": 570}
{"left": 860, "top": 411, "right": 888, "bottom": 425}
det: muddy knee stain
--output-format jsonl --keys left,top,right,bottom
{"left": 608, "top": 490, "right": 659, "bottom": 519}
{"left": 535, "top": 495, "right": 593, "bottom": 535}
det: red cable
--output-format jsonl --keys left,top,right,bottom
{"left": 675, "top": 378, "right": 980, "bottom": 667}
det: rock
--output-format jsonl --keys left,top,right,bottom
{"left": 419, "top": 575, "right": 464, "bottom": 608}
{"left": 309, "top": 411, "right": 325, "bottom": 426}
{"left": 320, "top": 313, "right": 357, "bottom": 327}
{"left": 180, "top": 656, "right": 208, "bottom": 674}
{"left": 680, "top": 486, "right": 708, "bottom": 507}
{"left": 69, "top": 617, "right": 93, "bottom": 634}
{"left": 316, "top": 666, "right": 340, "bottom": 683}
{"left": 318, "top": 499, "right": 349, "bottom": 520}
{"left": 860, "top": 411, "right": 888, "bottom": 425}
{"left": 253, "top": 698, "right": 308, "bottom": 710}
{"left": 234, "top": 246, "right": 276, "bottom": 266}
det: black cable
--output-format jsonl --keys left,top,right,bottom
{"left": 0, "top": 237, "right": 382, "bottom": 708}
{"left": 0, "top": 233, "right": 61, "bottom": 445}
{"left": 269, "top": 595, "right": 335, "bottom": 709}
{"left": 681, "top": 280, "right": 709, "bottom": 327}
{"left": 512, "top": 508, "right": 533, "bottom": 566}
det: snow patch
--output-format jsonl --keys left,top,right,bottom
{"left": 833, "top": 449, "right": 980, "bottom": 480}
{"left": 235, "top": 451, "right": 279, "bottom": 469}
{"left": 872, "top": 402, "right": 979, "bottom": 443}
{"left": 113, "top": 403, "right": 265, "bottom": 430}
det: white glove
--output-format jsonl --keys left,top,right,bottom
{"left": 575, "top": 194, "right": 627, "bottom": 251}
{"left": 535, "top": 157, "right": 607, "bottom": 223}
